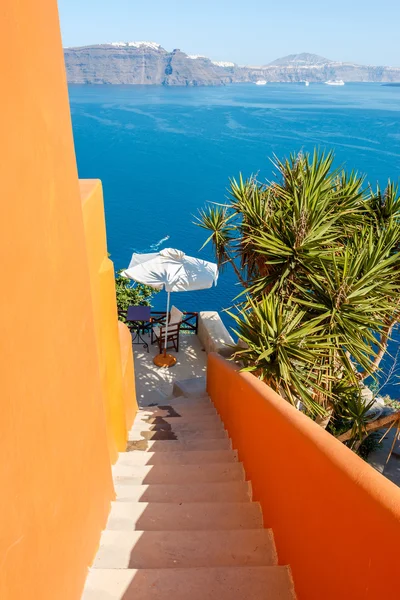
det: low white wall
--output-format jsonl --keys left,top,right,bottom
{"left": 198, "top": 311, "right": 234, "bottom": 357}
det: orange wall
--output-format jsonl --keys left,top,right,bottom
{"left": 119, "top": 321, "right": 138, "bottom": 431}
{"left": 0, "top": 1, "right": 134, "bottom": 599}
{"left": 81, "top": 180, "right": 135, "bottom": 461}
{"left": 207, "top": 353, "right": 400, "bottom": 600}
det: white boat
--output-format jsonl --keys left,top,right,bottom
{"left": 325, "top": 80, "right": 345, "bottom": 86}
{"left": 255, "top": 80, "right": 267, "bottom": 85}
{"left": 305, "top": 80, "right": 310, "bottom": 86}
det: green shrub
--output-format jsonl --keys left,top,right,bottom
{"left": 115, "top": 270, "right": 158, "bottom": 322}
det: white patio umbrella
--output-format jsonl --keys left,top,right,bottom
{"left": 122, "top": 248, "right": 218, "bottom": 367}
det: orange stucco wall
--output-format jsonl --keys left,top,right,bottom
{"left": 207, "top": 353, "right": 400, "bottom": 600}
{"left": 81, "top": 180, "right": 134, "bottom": 461}
{"left": 119, "top": 321, "right": 138, "bottom": 431}
{"left": 0, "top": 1, "right": 135, "bottom": 599}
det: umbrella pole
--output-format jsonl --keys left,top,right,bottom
{"left": 164, "top": 291, "right": 170, "bottom": 358}
{"left": 153, "top": 290, "right": 176, "bottom": 368}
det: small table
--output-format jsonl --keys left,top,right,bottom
{"left": 126, "top": 305, "right": 151, "bottom": 353}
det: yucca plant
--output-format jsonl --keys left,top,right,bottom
{"left": 332, "top": 381, "right": 376, "bottom": 448}
{"left": 197, "top": 149, "right": 400, "bottom": 444}
{"left": 228, "top": 295, "right": 333, "bottom": 416}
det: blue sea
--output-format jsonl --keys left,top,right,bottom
{"left": 69, "top": 83, "right": 400, "bottom": 396}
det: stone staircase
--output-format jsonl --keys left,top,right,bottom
{"left": 82, "top": 389, "right": 296, "bottom": 599}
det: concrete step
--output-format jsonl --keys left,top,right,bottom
{"left": 138, "top": 405, "right": 217, "bottom": 419}
{"left": 112, "top": 462, "right": 245, "bottom": 485}
{"left": 142, "top": 393, "right": 214, "bottom": 410}
{"left": 157, "top": 395, "right": 211, "bottom": 407}
{"left": 94, "top": 529, "right": 277, "bottom": 569}
{"left": 114, "top": 481, "right": 252, "bottom": 503}
{"left": 172, "top": 376, "right": 207, "bottom": 398}
{"left": 133, "top": 415, "right": 222, "bottom": 428}
{"left": 106, "top": 501, "right": 263, "bottom": 531}
{"left": 139, "top": 389, "right": 170, "bottom": 406}
{"left": 82, "top": 566, "right": 295, "bottom": 600}
{"left": 117, "top": 449, "right": 238, "bottom": 466}
{"left": 129, "top": 419, "right": 224, "bottom": 433}
{"left": 126, "top": 439, "right": 232, "bottom": 453}
{"left": 128, "top": 428, "right": 228, "bottom": 442}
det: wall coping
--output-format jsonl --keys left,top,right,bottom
{"left": 198, "top": 311, "right": 234, "bottom": 357}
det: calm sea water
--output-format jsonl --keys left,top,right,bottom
{"left": 69, "top": 83, "right": 400, "bottom": 396}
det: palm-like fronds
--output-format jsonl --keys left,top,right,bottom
{"left": 195, "top": 205, "right": 234, "bottom": 268}
{"left": 332, "top": 381, "right": 376, "bottom": 443}
{"left": 368, "top": 181, "right": 400, "bottom": 225}
{"left": 197, "top": 149, "right": 400, "bottom": 443}
{"left": 229, "top": 295, "right": 332, "bottom": 416}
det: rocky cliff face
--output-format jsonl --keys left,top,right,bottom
{"left": 244, "top": 54, "right": 400, "bottom": 83}
{"left": 64, "top": 43, "right": 231, "bottom": 86}
{"left": 64, "top": 45, "right": 400, "bottom": 85}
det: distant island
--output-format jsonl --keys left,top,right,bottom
{"left": 64, "top": 42, "right": 400, "bottom": 86}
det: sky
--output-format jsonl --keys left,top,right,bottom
{"left": 58, "top": 0, "right": 400, "bottom": 67}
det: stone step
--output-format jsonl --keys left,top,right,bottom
{"left": 128, "top": 428, "right": 228, "bottom": 442}
{"left": 138, "top": 405, "right": 217, "bottom": 419}
{"left": 156, "top": 395, "right": 211, "bottom": 408}
{"left": 93, "top": 529, "right": 277, "bottom": 569}
{"left": 126, "top": 439, "right": 232, "bottom": 453}
{"left": 133, "top": 414, "right": 221, "bottom": 427}
{"left": 112, "top": 462, "right": 245, "bottom": 485}
{"left": 106, "top": 501, "right": 263, "bottom": 531}
{"left": 82, "top": 566, "right": 295, "bottom": 600}
{"left": 172, "top": 376, "right": 207, "bottom": 398}
{"left": 140, "top": 397, "right": 213, "bottom": 407}
{"left": 129, "top": 419, "right": 224, "bottom": 433}
{"left": 117, "top": 449, "right": 238, "bottom": 466}
{"left": 139, "top": 389, "right": 170, "bottom": 406}
{"left": 114, "top": 481, "right": 252, "bottom": 503}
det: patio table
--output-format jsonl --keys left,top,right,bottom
{"left": 126, "top": 305, "right": 151, "bottom": 353}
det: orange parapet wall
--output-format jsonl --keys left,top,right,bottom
{"left": 207, "top": 353, "right": 400, "bottom": 600}
{"left": 119, "top": 321, "right": 138, "bottom": 431}
{"left": 0, "top": 0, "right": 135, "bottom": 599}
{"left": 81, "top": 179, "right": 131, "bottom": 461}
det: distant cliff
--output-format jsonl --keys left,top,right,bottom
{"left": 64, "top": 42, "right": 234, "bottom": 86}
{"left": 64, "top": 44, "right": 400, "bottom": 86}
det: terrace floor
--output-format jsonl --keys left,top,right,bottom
{"left": 133, "top": 333, "right": 207, "bottom": 407}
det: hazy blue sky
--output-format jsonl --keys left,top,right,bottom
{"left": 58, "top": 0, "right": 400, "bottom": 66}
